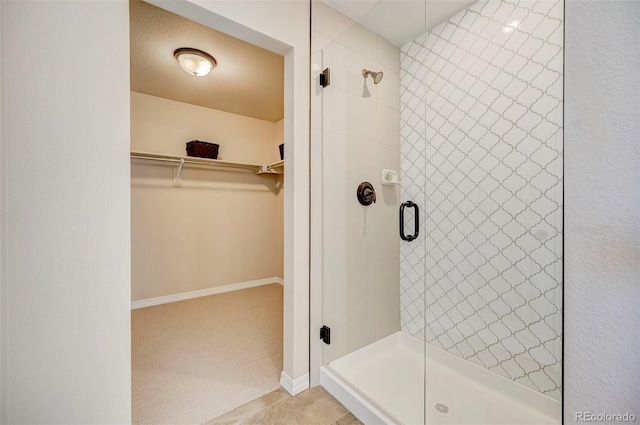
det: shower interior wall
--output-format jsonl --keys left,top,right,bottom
{"left": 400, "top": 0, "right": 563, "bottom": 400}
{"left": 313, "top": 1, "right": 403, "bottom": 363}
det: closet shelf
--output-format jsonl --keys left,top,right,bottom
{"left": 130, "top": 151, "right": 283, "bottom": 187}
{"left": 131, "top": 151, "right": 284, "bottom": 174}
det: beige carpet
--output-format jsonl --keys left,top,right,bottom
{"left": 132, "top": 284, "right": 283, "bottom": 425}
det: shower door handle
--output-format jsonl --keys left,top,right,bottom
{"left": 400, "top": 201, "right": 419, "bottom": 242}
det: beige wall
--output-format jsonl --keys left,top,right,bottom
{"left": 312, "top": 2, "right": 402, "bottom": 363}
{"left": 132, "top": 92, "right": 282, "bottom": 163}
{"left": 275, "top": 118, "right": 284, "bottom": 151}
{"left": 131, "top": 92, "right": 283, "bottom": 301}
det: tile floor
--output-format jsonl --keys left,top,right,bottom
{"left": 204, "top": 386, "right": 362, "bottom": 425}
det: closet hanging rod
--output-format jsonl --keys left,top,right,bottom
{"left": 130, "top": 151, "right": 263, "bottom": 172}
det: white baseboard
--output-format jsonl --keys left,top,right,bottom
{"left": 280, "top": 371, "right": 310, "bottom": 396}
{"left": 132, "top": 277, "right": 283, "bottom": 309}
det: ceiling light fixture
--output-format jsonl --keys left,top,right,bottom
{"left": 173, "top": 48, "right": 217, "bottom": 77}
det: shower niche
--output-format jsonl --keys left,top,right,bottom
{"left": 312, "top": 0, "right": 563, "bottom": 423}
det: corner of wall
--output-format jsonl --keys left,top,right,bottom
{"left": 280, "top": 371, "right": 310, "bottom": 396}
{"left": 274, "top": 117, "right": 285, "bottom": 279}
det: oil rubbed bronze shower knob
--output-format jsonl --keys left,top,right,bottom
{"left": 357, "top": 182, "right": 376, "bottom": 206}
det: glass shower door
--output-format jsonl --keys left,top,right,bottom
{"left": 313, "top": 0, "right": 427, "bottom": 423}
{"left": 314, "top": 0, "right": 562, "bottom": 423}
{"left": 418, "top": 0, "right": 564, "bottom": 423}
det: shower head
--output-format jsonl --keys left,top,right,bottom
{"left": 362, "top": 69, "right": 384, "bottom": 84}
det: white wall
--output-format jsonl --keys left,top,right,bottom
{"left": 0, "top": 0, "right": 6, "bottom": 421}
{"left": 131, "top": 93, "right": 283, "bottom": 301}
{"left": 564, "top": 0, "right": 640, "bottom": 419}
{"left": 147, "top": 0, "right": 311, "bottom": 391}
{"left": 1, "top": 1, "right": 131, "bottom": 423}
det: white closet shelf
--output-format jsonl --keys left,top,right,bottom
{"left": 130, "top": 151, "right": 283, "bottom": 187}
{"left": 131, "top": 151, "right": 284, "bottom": 173}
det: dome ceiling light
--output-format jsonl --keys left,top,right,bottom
{"left": 173, "top": 48, "right": 217, "bottom": 77}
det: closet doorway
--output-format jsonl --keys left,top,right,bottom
{"left": 129, "top": 1, "right": 285, "bottom": 423}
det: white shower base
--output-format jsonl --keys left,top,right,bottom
{"left": 320, "top": 332, "right": 560, "bottom": 425}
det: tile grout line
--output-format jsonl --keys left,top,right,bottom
{"left": 330, "top": 412, "right": 353, "bottom": 425}
{"left": 204, "top": 390, "right": 291, "bottom": 425}
{"left": 238, "top": 391, "right": 295, "bottom": 425}
{"left": 204, "top": 387, "right": 357, "bottom": 425}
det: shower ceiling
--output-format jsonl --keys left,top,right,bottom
{"left": 323, "top": 0, "right": 477, "bottom": 46}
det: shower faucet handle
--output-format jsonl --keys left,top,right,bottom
{"left": 365, "top": 188, "right": 376, "bottom": 203}
{"left": 357, "top": 182, "right": 376, "bottom": 205}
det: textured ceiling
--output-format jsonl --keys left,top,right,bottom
{"left": 324, "top": 0, "right": 477, "bottom": 46}
{"left": 130, "top": 0, "right": 284, "bottom": 122}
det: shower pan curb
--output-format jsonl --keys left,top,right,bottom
{"left": 320, "top": 366, "right": 398, "bottom": 425}
{"left": 320, "top": 332, "right": 560, "bottom": 424}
